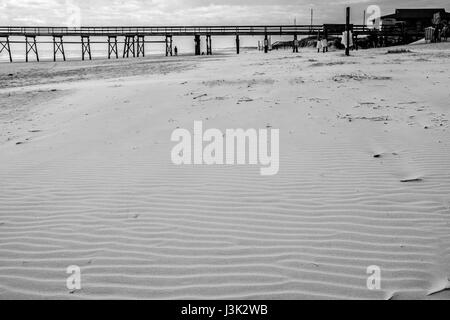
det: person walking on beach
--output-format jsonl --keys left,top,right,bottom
{"left": 293, "top": 38, "right": 299, "bottom": 53}
{"left": 434, "top": 26, "right": 440, "bottom": 43}
{"left": 321, "top": 38, "right": 328, "bottom": 53}
{"left": 174, "top": 46, "right": 178, "bottom": 56}
{"left": 317, "top": 38, "right": 323, "bottom": 53}
{"left": 441, "top": 24, "right": 448, "bottom": 41}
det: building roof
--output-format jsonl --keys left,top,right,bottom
{"left": 381, "top": 8, "right": 448, "bottom": 20}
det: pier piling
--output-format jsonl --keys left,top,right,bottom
{"left": 52, "top": 35, "right": 66, "bottom": 62}
{"left": 81, "top": 35, "right": 91, "bottom": 61}
{"left": 345, "top": 7, "right": 351, "bottom": 56}
{"left": 0, "top": 36, "right": 12, "bottom": 62}
{"left": 194, "top": 35, "right": 201, "bottom": 55}
{"left": 25, "top": 35, "right": 39, "bottom": 62}
{"left": 264, "top": 34, "right": 269, "bottom": 53}
{"left": 108, "top": 36, "right": 118, "bottom": 59}
{"left": 236, "top": 35, "right": 240, "bottom": 54}
{"left": 165, "top": 35, "right": 173, "bottom": 56}
{"left": 123, "top": 35, "right": 136, "bottom": 58}
{"left": 206, "top": 35, "right": 212, "bottom": 55}
{"left": 137, "top": 35, "right": 145, "bottom": 57}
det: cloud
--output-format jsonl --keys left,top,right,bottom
{"left": 1, "top": 0, "right": 449, "bottom": 26}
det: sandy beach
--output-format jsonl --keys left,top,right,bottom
{"left": 1, "top": 43, "right": 450, "bottom": 299}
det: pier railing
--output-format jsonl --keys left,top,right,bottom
{"left": 0, "top": 25, "right": 327, "bottom": 36}
{"left": 0, "top": 25, "right": 390, "bottom": 37}
{"left": 0, "top": 25, "right": 425, "bottom": 37}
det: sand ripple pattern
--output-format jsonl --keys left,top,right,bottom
{"left": 1, "top": 140, "right": 450, "bottom": 300}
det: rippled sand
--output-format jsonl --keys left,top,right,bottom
{"left": 1, "top": 43, "right": 450, "bottom": 299}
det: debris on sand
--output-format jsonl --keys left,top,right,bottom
{"left": 332, "top": 73, "right": 392, "bottom": 82}
{"left": 193, "top": 94, "right": 207, "bottom": 100}
{"left": 237, "top": 97, "right": 254, "bottom": 104}
{"left": 338, "top": 114, "right": 391, "bottom": 122}
{"left": 386, "top": 49, "right": 412, "bottom": 54}
{"left": 311, "top": 61, "right": 358, "bottom": 67}
{"left": 401, "top": 178, "right": 423, "bottom": 183}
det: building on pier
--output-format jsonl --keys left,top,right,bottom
{"left": 381, "top": 8, "right": 450, "bottom": 30}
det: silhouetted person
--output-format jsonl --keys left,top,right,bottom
{"left": 174, "top": 46, "right": 178, "bottom": 56}
{"left": 434, "top": 26, "right": 440, "bottom": 43}
{"left": 321, "top": 38, "right": 328, "bottom": 53}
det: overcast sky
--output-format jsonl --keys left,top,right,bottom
{"left": 1, "top": 0, "right": 449, "bottom": 26}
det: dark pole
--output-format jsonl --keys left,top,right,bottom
{"left": 236, "top": 35, "right": 240, "bottom": 54}
{"left": 88, "top": 37, "right": 92, "bottom": 60}
{"left": 6, "top": 36, "right": 12, "bottom": 62}
{"left": 346, "top": 7, "right": 350, "bottom": 56}
{"left": 34, "top": 37, "right": 39, "bottom": 62}
{"left": 53, "top": 36, "right": 56, "bottom": 62}
{"left": 26, "top": 37, "right": 29, "bottom": 63}
{"left": 61, "top": 37, "right": 66, "bottom": 61}
{"left": 363, "top": 10, "right": 366, "bottom": 31}
{"left": 82, "top": 36, "right": 85, "bottom": 61}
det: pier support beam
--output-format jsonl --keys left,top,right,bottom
{"left": 345, "top": 7, "right": 351, "bottom": 56}
{"left": 165, "top": 35, "right": 173, "bottom": 56}
{"left": 293, "top": 34, "right": 299, "bottom": 53}
{"left": 123, "top": 35, "right": 136, "bottom": 58}
{"left": 81, "top": 35, "right": 91, "bottom": 61}
{"left": 0, "top": 36, "right": 12, "bottom": 62}
{"left": 264, "top": 34, "right": 269, "bottom": 53}
{"left": 137, "top": 35, "right": 145, "bottom": 57}
{"left": 108, "top": 36, "right": 118, "bottom": 59}
{"left": 53, "top": 35, "right": 66, "bottom": 62}
{"left": 236, "top": 35, "right": 240, "bottom": 54}
{"left": 206, "top": 35, "right": 212, "bottom": 55}
{"left": 25, "top": 35, "right": 39, "bottom": 62}
{"left": 194, "top": 35, "right": 201, "bottom": 55}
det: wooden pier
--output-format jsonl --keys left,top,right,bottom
{"left": 0, "top": 24, "right": 424, "bottom": 62}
